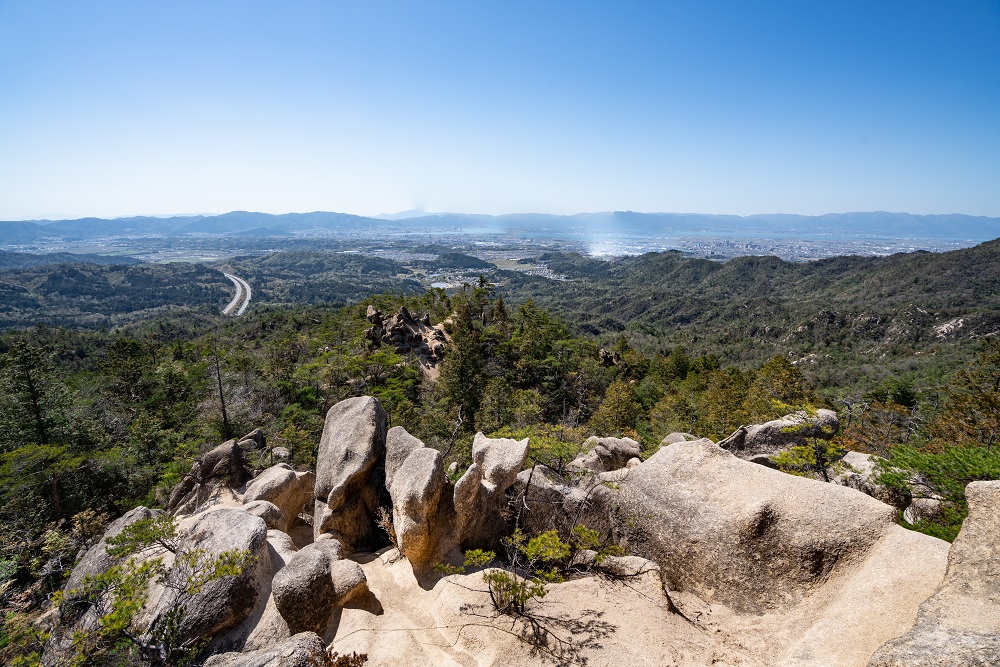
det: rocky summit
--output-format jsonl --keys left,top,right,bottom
{"left": 40, "top": 397, "right": 1000, "bottom": 666}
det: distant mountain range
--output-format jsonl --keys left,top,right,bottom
{"left": 2, "top": 210, "right": 999, "bottom": 243}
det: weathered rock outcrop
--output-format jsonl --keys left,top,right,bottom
{"left": 244, "top": 464, "right": 314, "bottom": 531}
{"left": 237, "top": 428, "right": 266, "bottom": 453}
{"left": 868, "top": 481, "right": 1000, "bottom": 667}
{"left": 833, "top": 451, "right": 900, "bottom": 505}
{"left": 313, "top": 397, "right": 388, "bottom": 550}
{"left": 330, "top": 559, "right": 368, "bottom": 606}
{"left": 271, "top": 540, "right": 347, "bottom": 635}
{"left": 53, "top": 396, "right": 990, "bottom": 667}
{"left": 614, "top": 438, "right": 895, "bottom": 612}
{"left": 62, "top": 506, "right": 162, "bottom": 596}
{"left": 902, "top": 496, "right": 943, "bottom": 525}
{"left": 385, "top": 425, "right": 425, "bottom": 491}
{"left": 390, "top": 445, "right": 454, "bottom": 567}
{"left": 718, "top": 409, "right": 839, "bottom": 459}
{"left": 148, "top": 508, "right": 272, "bottom": 643}
{"left": 242, "top": 500, "right": 287, "bottom": 531}
{"left": 365, "top": 305, "right": 449, "bottom": 373}
{"left": 167, "top": 440, "right": 248, "bottom": 515}
{"left": 42, "top": 507, "right": 163, "bottom": 665}
{"left": 660, "top": 431, "right": 700, "bottom": 446}
{"left": 570, "top": 436, "right": 642, "bottom": 473}
{"left": 514, "top": 464, "right": 617, "bottom": 539}
{"left": 454, "top": 432, "right": 529, "bottom": 549}
{"left": 265, "top": 529, "right": 298, "bottom": 573}
{"left": 203, "top": 632, "right": 330, "bottom": 667}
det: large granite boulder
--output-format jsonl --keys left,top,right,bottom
{"left": 244, "top": 464, "right": 314, "bottom": 531}
{"left": 514, "top": 464, "right": 617, "bottom": 539}
{"left": 42, "top": 507, "right": 163, "bottom": 665}
{"left": 385, "top": 426, "right": 425, "bottom": 491}
{"left": 203, "top": 632, "right": 330, "bottom": 667}
{"left": 271, "top": 540, "right": 345, "bottom": 635}
{"left": 868, "top": 481, "right": 1000, "bottom": 667}
{"left": 570, "top": 436, "right": 642, "bottom": 473}
{"left": 613, "top": 438, "right": 899, "bottom": 613}
{"left": 167, "top": 440, "right": 248, "bottom": 516}
{"left": 242, "top": 500, "right": 287, "bottom": 531}
{"left": 390, "top": 445, "right": 454, "bottom": 567}
{"left": 718, "top": 409, "right": 839, "bottom": 459}
{"left": 313, "top": 397, "right": 388, "bottom": 550}
{"left": 330, "top": 559, "right": 368, "bottom": 606}
{"left": 454, "top": 432, "right": 529, "bottom": 549}
{"left": 147, "top": 508, "right": 272, "bottom": 643}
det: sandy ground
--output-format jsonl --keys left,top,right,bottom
{"left": 322, "top": 525, "right": 948, "bottom": 667}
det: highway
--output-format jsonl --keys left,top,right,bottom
{"left": 222, "top": 273, "right": 252, "bottom": 316}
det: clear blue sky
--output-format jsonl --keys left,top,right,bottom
{"left": 1, "top": 0, "right": 998, "bottom": 220}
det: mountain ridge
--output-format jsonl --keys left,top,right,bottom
{"left": 3, "top": 210, "right": 999, "bottom": 243}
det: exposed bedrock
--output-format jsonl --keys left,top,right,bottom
{"left": 868, "top": 480, "right": 1000, "bottom": 667}
{"left": 203, "top": 632, "right": 330, "bottom": 667}
{"left": 615, "top": 439, "right": 896, "bottom": 612}
{"left": 569, "top": 435, "right": 641, "bottom": 473}
{"left": 313, "top": 396, "right": 389, "bottom": 550}
{"left": 454, "top": 431, "right": 530, "bottom": 550}
{"left": 718, "top": 408, "right": 840, "bottom": 459}
{"left": 365, "top": 305, "right": 449, "bottom": 369}
{"left": 243, "top": 463, "right": 315, "bottom": 531}
{"left": 167, "top": 439, "right": 248, "bottom": 515}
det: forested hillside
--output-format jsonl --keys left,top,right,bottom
{"left": 224, "top": 252, "right": 421, "bottom": 305}
{"left": 505, "top": 239, "right": 1000, "bottom": 394}
{"left": 0, "top": 263, "right": 231, "bottom": 329}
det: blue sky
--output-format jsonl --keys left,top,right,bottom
{"left": 1, "top": 0, "right": 998, "bottom": 220}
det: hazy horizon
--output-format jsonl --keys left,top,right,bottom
{"left": 6, "top": 208, "right": 1000, "bottom": 225}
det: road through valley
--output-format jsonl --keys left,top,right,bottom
{"left": 223, "top": 273, "right": 251, "bottom": 316}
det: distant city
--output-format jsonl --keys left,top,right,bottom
{"left": 0, "top": 210, "right": 992, "bottom": 270}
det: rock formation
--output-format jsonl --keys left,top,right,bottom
{"left": 390, "top": 447, "right": 450, "bottom": 566}
{"left": 614, "top": 438, "right": 899, "bottom": 611}
{"left": 569, "top": 435, "right": 641, "bottom": 472}
{"left": 514, "top": 463, "right": 618, "bottom": 539}
{"left": 717, "top": 408, "right": 839, "bottom": 460}
{"left": 364, "top": 305, "right": 449, "bottom": 377}
{"left": 203, "top": 632, "right": 330, "bottom": 667}
{"left": 659, "top": 431, "right": 700, "bottom": 446}
{"left": 384, "top": 425, "right": 425, "bottom": 490}
{"left": 167, "top": 439, "right": 248, "bottom": 515}
{"left": 271, "top": 540, "right": 358, "bottom": 635}
{"left": 149, "top": 508, "right": 272, "bottom": 642}
{"left": 243, "top": 463, "right": 314, "bottom": 531}
{"left": 868, "top": 481, "right": 1000, "bottom": 667}
{"left": 242, "top": 499, "right": 288, "bottom": 531}
{"left": 454, "top": 432, "right": 529, "bottom": 549}
{"left": 47, "top": 395, "right": 1000, "bottom": 667}
{"left": 313, "top": 396, "right": 388, "bottom": 550}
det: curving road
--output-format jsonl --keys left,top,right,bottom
{"left": 223, "top": 273, "right": 252, "bottom": 316}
